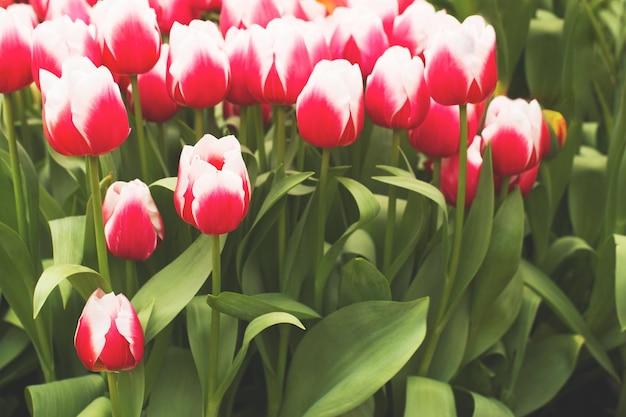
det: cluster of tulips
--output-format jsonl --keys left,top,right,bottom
{"left": 0, "top": 0, "right": 569, "bottom": 415}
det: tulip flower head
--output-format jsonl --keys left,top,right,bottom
{"left": 0, "top": 5, "right": 34, "bottom": 93}
{"left": 74, "top": 289, "right": 144, "bottom": 372}
{"left": 224, "top": 27, "right": 257, "bottom": 106}
{"left": 440, "top": 135, "right": 484, "bottom": 207}
{"left": 102, "top": 179, "right": 164, "bottom": 261}
{"left": 365, "top": 45, "right": 430, "bottom": 130}
{"left": 390, "top": 1, "right": 441, "bottom": 59}
{"left": 296, "top": 59, "right": 364, "bottom": 148}
{"left": 91, "top": 0, "right": 161, "bottom": 75}
{"left": 167, "top": 20, "right": 231, "bottom": 109}
{"left": 40, "top": 56, "right": 130, "bottom": 156}
{"left": 424, "top": 14, "right": 497, "bottom": 105}
{"left": 219, "top": 0, "right": 281, "bottom": 36}
{"left": 31, "top": 15, "right": 102, "bottom": 89}
{"left": 481, "top": 96, "right": 543, "bottom": 177}
{"left": 174, "top": 134, "right": 251, "bottom": 235}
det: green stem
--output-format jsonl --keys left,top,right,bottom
{"left": 195, "top": 108, "right": 205, "bottom": 141}
{"left": 16, "top": 90, "right": 33, "bottom": 156}
{"left": 125, "top": 260, "right": 137, "bottom": 299}
{"left": 207, "top": 234, "right": 222, "bottom": 417}
{"left": 130, "top": 76, "right": 150, "bottom": 181}
{"left": 267, "top": 326, "right": 290, "bottom": 417}
{"left": 418, "top": 104, "right": 468, "bottom": 376}
{"left": 239, "top": 105, "right": 248, "bottom": 149}
{"left": 314, "top": 148, "right": 331, "bottom": 312}
{"left": 498, "top": 176, "right": 510, "bottom": 208}
{"left": 254, "top": 105, "right": 267, "bottom": 172}
{"left": 157, "top": 122, "right": 166, "bottom": 160}
{"left": 274, "top": 105, "right": 286, "bottom": 168}
{"left": 87, "top": 155, "right": 111, "bottom": 284}
{"left": 4, "top": 93, "right": 28, "bottom": 247}
{"left": 206, "top": 105, "right": 219, "bottom": 137}
{"left": 107, "top": 372, "right": 122, "bottom": 417}
{"left": 432, "top": 158, "right": 441, "bottom": 188}
{"left": 383, "top": 129, "right": 402, "bottom": 273}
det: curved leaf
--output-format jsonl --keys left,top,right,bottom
{"left": 614, "top": 234, "right": 626, "bottom": 330}
{"left": 76, "top": 397, "right": 111, "bottom": 417}
{"left": 541, "top": 236, "right": 594, "bottom": 276}
{"left": 206, "top": 291, "right": 321, "bottom": 321}
{"left": 26, "top": 375, "right": 106, "bottom": 417}
{"left": 404, "top": 376, "right": 456, "bottom": 417}
{"left": 337, "top": 257, "right": 391, "bottom": 308}
{"left": 280, "top": 298, "right": 429, "bottom": 417}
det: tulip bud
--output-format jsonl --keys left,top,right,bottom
{"left": 390, "top": 1, "right": 441, "bottom": 59}
{"left": 0, "top": 5, "right": 34, "bottom": 94}
{"left": 174, "top": 134, "right": 251, "bottom": 235}
{"left": 365, "top": 45, "right": 430, "bottom": 130}
{"left": 224, "top": 27, "right": 257, "bottom": 106}
{"left": 74, "top": 289, "right": 144, "bottom": 372}
{"left": 296, "top": 59, "right": 364, "bottom": 148}
{"left": 31, "top": 0, "right": 93, "bottom": 23}
{"left": 440, "top": 136, "right": 484, "bottom": 207}
{"left": 102, "top": 179, "right": 164, "bottom": 261}
{"left": 219, "top": 0, "right": 281, "bottom": 36}
{"left": 40, "top": 56, "right": 130, "bottom": 156}
{"left": 543, "top": 109, "right": 567, "bottom": 152}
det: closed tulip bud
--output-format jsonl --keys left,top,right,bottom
{"left": 390, "top": 1, "right": 441, "bottom": 59}
{"left": 174, "top": 134, "right": 251, "bottom": 235}
{"left": 294, "top": 17, "right": 331, "bottom": 68}
{"left": 440, "top": 136, "right": 483, "bottom": 207}
{"left": 225, "top": 27, "right": 256, "bottom": 106}
{"left": 74, "top": 289, "right": 144, "bottom": 372}
{"left": 347, "top": 0, "right": 398, "bottom": 37}
{"left": 247, "top": 18, "right": 313, "bottom": 105}
{"left": 167, "top": 20, "right": 230, "bottom": 109}
{"left": 91, "top": 0, "right": 161, "bottom": 75}
{"left": 408, "top": 99, "right": 481, "bottom": 158}
{"left": 31, "top": 15, "right": 102, "bottom": 89}
{"left": 31, "top": 0, "right": 93, "bottom": 23}
{"left": 424, "top": 14, "right": 497, "bottom": 105}
{"left": 542, "top": 109, "right": 567, "bottom": 152}
{"left": 500, "top": 164, "right": 539, "bottom": 197}
{"left": 481, "top": 96, "right": 543, "bottom": 177}
{"left": 40, "top": 56, "right": 130, "bottom": 156}
{"left": 329, "top": 6, "right": 389, "bottom": 77}
{"left": 365, "top": 45, "right": 429, "bottom": 130}
{"left": 280, "top": 0, "right": 327, "bottom": 21}
{"left": 219, "top": 0, "right": 281, "bottom": 36}
{"left": 0, "top": 5, "right": 34, "bottom": 94}
{"left": 102, "top": 179, "right": 164, "bottom": 261}
{"left": 151, "top": 0, "right": 197, "bottom": 34}
{"left": 296, "top": 59, "right": 364, "bottom": 148}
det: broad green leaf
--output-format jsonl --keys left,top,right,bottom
{"left": 76, "top": 397, "right": 111, "bottom": 417}
{"left": 524, "top": 182, "right": 551, "bottom": 264}
{"left": 404, "top": 376, "right": 456, "bottom": 417}
{"left": 146, "top": 347, "right": 202, "bottom": 417}
{"left": 541, "top": 236, "right": 594, "bottom": 275}
{"left": 133, "top": 234, "right": 222, "bottom": 342}
{"left": 115, "top": 362, "right": 144, "bottom": 417}
{"left": 429, "top": 294, "right": 469, "bottom": 382}
{"left": 26, "top": 375, "right": 106, "bottom": 417}
{"left": 513, "top": 335, "right": 584, "bottom": 417}
{"left": 149, "top": 176, "right": 177, "bottom": 192}
{"left": 33, "top": 264, "right": 110, "bottom": 319}
{"left": 337, "top": 257, "right": 391, "bottom": 308}
{"left": 614, "top": 234, "right": 626, "bottom": 330}
{"left": 471, "top": 189, "right": 524, "bottom": 324}
{"left": 521, "top": 260, "right": 618, "bottom": 379}
{"left": 586, "top": 236, "right": 616, "bottom": 331}
{"left": 338, "top": 397, "right": 374, "bottom": 417}
{"left": 456, "top": 389, "right": 514, "bottom": 417}
{"left": 280, "top": 298, "right": 429, "bottom": 417}
{"left": 206, "top": 291, "right": 321, "bottom": 321}
{"left": 49, "top": 216, "right": 86, "bottom": 265}
{"left": 0, "top": 327, "right": 30, "bottom": 372}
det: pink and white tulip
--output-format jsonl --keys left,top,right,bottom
{"left": 0, "top": 5, "right": 34, "bottom": 93}
{"left": 390, "top": 1, "right": 441, "bottom": 59}
{"left": 31, "top": 0, "right": 94, "bottom": 23}
{"left": 40, "top": 56, "right": 130, "bottom": 156}
{"left": 75, "top": 289, "right": 144, "bottom": 372}
{"left": 224, "top": 27, "right": 257, "bottom": 106}
{"left": 218, "top": 0, "right": 281, "bottom": 36}
{"left": 440, "top": 136, "right": 484, "bottom": 207}
{"left": 174, "top": 134, "right": 251, "bottom": 235}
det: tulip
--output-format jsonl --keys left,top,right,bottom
{"left": 218, "top": 0, "right": 281, "bottom": 36}
{"left": 174, "top": 134, "right": 251, "bottom": 235}
{"left": 167, "top": 20, "right": 230, "bottom": 109}
{"left": 40, "top": 56, "right": 130, "bottom": 156}
{"left": 329, "top": 6, "right": 389, "bottom": 77}
{"left": 74, "top": 288, "right": 144, "bottom": 372}
{"left": 0, "top": 5, "right": 34, "bottom": 94}
{"left": 408, "top": 99, "right": 481, "bottom": 158}
{"left": 440, "top": 136, "right": 483, "bottom": 207}
{"left": 102, "top": 179, "right": 164, "bottom": 261}
{"left": 500, "top": 164, "right": 539, "bottom": 197}
{"left": 390, "top": 1, "right": 441, "bottom": 59}
{"left": 279, "top": 0, "right": 327, "bottom": 21}
{"left": 150, "top": 0, "right": 197, "bottom": 33}
{"left": 347, "top": 0, "right": 398, "bottom": 37}
{"left": 481, "top": 96, "right": 543, "bottom": 177}
{"left": 224, "top": 27, "right": 256, "bottom": 106}
{"left": 424, "top": 14, "right": 497, "bottom": 105}
{"left": 127, "top": 44, "right": 179, "bottom": 123}
{"left": 542, "top": 109, "right": 567, "bottom": 155}
{"left": 247, "top": 18, "right": 313, "bottom": 105}
{"left": 296, "top": 59, "right": 364, "bottom": 148}
{"left": 294, "top": 16, "right": 331, "bottom": 68}
{"left": 91, "top": 0, "right": 161, "bottom": 75}
{"left": 31, "top": 0, "right": 93, "bottom": 23}
{"left": 31, "top": 15, "right": 102, "bottom": 89}
{"left": 365, "top": 45, "right": 429, "bottom": 130}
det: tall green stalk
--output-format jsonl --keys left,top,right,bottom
{"left": 383, "top": 128, "right": 403, "bottom": 273}
{"left": 107, "top": 372, "right": 122, "bottom": 417}
{"left": 195, "top": 108, "right": 205, "bottom": 141}
{"left": 130, "top": 76, "right": 150, "bottom": 181}
{"left": 254, "top": 105, "right": 268, "bottom": 172}
{"left": 207, "top": 234, "right": 222, "bottom": 417}
{"left": 239, "top": 105, "right": 249, "bottom": 149}
{"left": 4, "top": 93, "right": 28, "bottom": 247}
{"left": 274, "top": 105, "right": 287, "bottom": 286}
{"left": 87, "top": 155, "right": 111, "bottom": 285}
{"left": 314, "top": 148, "right": 331, "bottom": 312}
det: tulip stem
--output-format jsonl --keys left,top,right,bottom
{"left": 254, "top": 105, "right": 267, "bottom": 172}
{"left": 88, "top": 155, "right": 111, "bottom": 284}
{"left": 130, "top": 76, "right": 150, "bottom": 181}
{"left": 432, "top": 158, "right": 441, "bottom": 188}
{"left": 498, "top": 176, "right": 510, "bottom": 208}
{"left": 274, "top": 105, "right": 286, "bottom": 168}
{"left": 266, "top": 325, "right": 290, "bottom": 417}
{"left": 125, "top": 260, "right": 137, "bottom": 299}
{"left": 4, "top": 93, "right": 28, "bottom": 248}
{"left": 418, "top": 104, "right": 468, "bottom": 377}
{"left": 383, "top": 128, "right": 403, "bottom": 273}
{"left": 195, "top": 108, "right": 204, "bottom": 141}
{"left": 107, "top": 372, "right": 122, "bottom": 417}
{"left": 239, "top": 105, "right": 249, "bottom": 149}
{"left": 314, "top": 147, "right": 331, "bottom": 312}
{"left": 207, "top": 234, "right": 222, "bottom": 417}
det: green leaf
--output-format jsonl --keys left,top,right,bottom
{"left": 132, "top": 234, "right": 221, "bottom": 342}
{"left": 76, "top": 397, "right": 111, "bottom": 417}
{"left": 115, "top": 363, "right": 144, "bottom": 417}
{"left": 541, "top": 236, "right": 594, "bottom": 275}
{"left": 26, "top": 375, "right": 106, "bottom": 417}
{"left": 337, "top": 257, "right": 391, "bottom": 308}
{"left": 521, "top": 260, "right": 618, "bottom": 379}
{"left": 429, "top": 294, "right": 469, "bottom": 382}
{"left": 33, "top": 264, "right": 111, "bottom": 319}
{"left": 457, "top": 389, "right": 514, "bottom": 417}
{"left": 404, "top": 377, "right": 456, "bottom": 417}
{"left": 0, "top": 327, "right": 30, "bottom": 373}
{"left": 146, "top": 347, "right": 202, "bottom": 417}
{"left": 614, "top": 234, "right": 626, "bottom": 330}
{"left": 280, "top": 298, "right": 429, "bottom": 417}
{"left": 49, "top": 216, "right": 86, "bottom": 265}
{"left": 513, "top": 334, "right": 584, "bottom": 417}
{"left": 206, "top": 291, "right": 321, "bottom": 321}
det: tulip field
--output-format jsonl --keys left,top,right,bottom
{"left": 1, "top": 0, "right": 626, "bottom": 416}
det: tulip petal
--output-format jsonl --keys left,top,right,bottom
{"left": 192, "top": 169, "right": 246, "bottom": 235}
